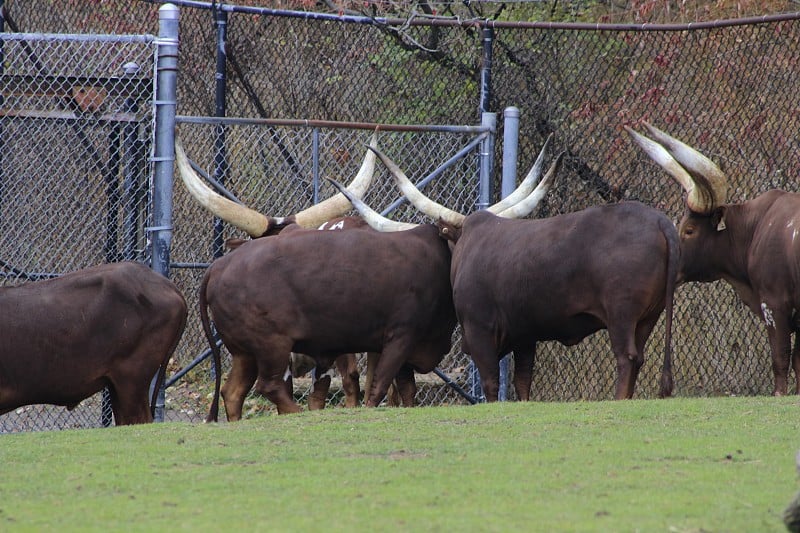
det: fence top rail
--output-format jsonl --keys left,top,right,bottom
{"left": 176, "top": 115, "right": 492, "bottom": 134}
{"left": 141, "top": 0, "right": 800, "bottom": 32}
{"left": 0, "top": 31, "right": 156, "bottom": 43}
{"left": 483, "top": 11, "right": 800, "bottom": 31}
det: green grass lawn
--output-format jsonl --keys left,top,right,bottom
{"left": 1, "top": 396, "right": 798, "bottom": 532}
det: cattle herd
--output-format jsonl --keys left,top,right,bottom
{"left": 2, "top": 122, "right": 799, "bottom": 427}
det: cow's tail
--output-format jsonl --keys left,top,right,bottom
{"left": 199, "top": 268, "right": 222, "bottom": 422}
{"left": 658, "top": 217, "right": 680, "bottom": 398}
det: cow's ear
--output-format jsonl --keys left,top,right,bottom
{"left": 437, "top": 218, "right": 461, "bottom": 243}
{"left": 713, "top": 206, "right": 727, "bottom": 231}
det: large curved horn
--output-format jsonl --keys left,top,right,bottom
{"left": 625, "top": 125, "right": 715, "bottom": 214}
{"left": 641, "top": 121, "right": 728, "bottom": 210}
{"left": 497, "top": 151, "right": 564, "bottom": 219}
{"left": 175, "top": 132, "right": 379, "bottom": 237}
{"left": 293, "top": 132, "right": 378, "bottom": 228}
{"left": 327, "top": 178, "right": 418, "bottom": 232}
{"left": 627, "top": 122, "right": 728, "bottom": 214}
{"left": 368, "top": 146, "right": 466, "bottom": 227}
{"left": 487, "top": 134, "right": 552, "bottom": 215}
{"left": 175, "top": 139, "right": 270, "bottom": 238}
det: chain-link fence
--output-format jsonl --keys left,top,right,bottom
{"left": 2, "top": 1, "right": 799, "bottom": 430}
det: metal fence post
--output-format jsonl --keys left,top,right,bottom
{"left": 479, "top": 25, "right": 493, "bottom": 116}
{"left": 477, "top": 111, "right": 496, "bottom": 210}
{"left": 149, "top": 2, "right": 180, "bottom": 422}
{"left": 467, "top": 110, "right": 497, "bottom": 402}
{"left": 312, "top": 127, "right": 320, "bottom": 203}
{"left": 501, "top": 107, "right": 520, "bottom": 197}
{"left": 497, "top": 106, "right": 520, "bottom": 401}
{"left": 212, "top": 6, "right": 228, "bottom": 258}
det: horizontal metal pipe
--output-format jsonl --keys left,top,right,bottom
{"left": 142, "top": 0, "right": 800, "bottom": 32}
{"left": 176, "top": 115, "right": 489, "bottom": 134}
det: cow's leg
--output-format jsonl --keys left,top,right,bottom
{"left": 105, "top": 361, "right": 156, "bottom": 425}
{"left": 363, "top": 352, "right": 379, "bottom": 405}
{"left": 364, "top": 341, "right": 413, "bottom": 407}
{"left": 607, "top": 323, "right": 640, "bottom": 400}
{"left": 254, "top": 377, "right": 301, "bottom": 414}
{"left": 512, "top": 344, "right": 536, "bottom": 401}
{"left": 107, "top": 382, "right": 151, "bottom": 425}
{"left": 308, "top": 373, "right": 332, "bottom": 410}
{"left": 386, "top": 382, "right": 401, "bottom": 407}
{"left": 764, "top": 316, "right": 792, "bottom": 396}
{"left": 221, "top": 354, "right": 258, "bottom": 421}
{"left": 336, "top": 353, "right": 361, "bottom": 408}
{"left": 362, "top": 353, "right": 410, "bottom": 406}
{"left": 393, "top": 364, "right": 417, "bottom": 407}
{"left": 252, "top": 339, "right": 302, "bottom": 414}
{"left": 461, "top": 326, "right": 501, "bottom": 402}
{"left": 631, "top": 315, "right": 661, "bottom": 397}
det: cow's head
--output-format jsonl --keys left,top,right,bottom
{"left": 329, "top": 137, "right": 564, "bottom": 240}
{"left": 626, "top": 122, "right": 730, "bottom": 282}
{"left": 175, "top": 133, "right": 379, "bottom": 238}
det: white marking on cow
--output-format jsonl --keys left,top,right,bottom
{"left": 789, "top": 219, "right": 800, "bottom": 244}
{"left": 317, "top": 221, "right": 329, "bottom": 230}
{"left": 761, "top": 303, "right": 776, "bottom": 328}
{"left": 326, "top": 220, "right": 345, "bottom": 231}
{"left": 283, "top": 365, "right": 292, "bottom": 381}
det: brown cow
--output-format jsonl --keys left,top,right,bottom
{"left": 0, "top": 262, "right": 187, "bottom": 425}
{"left": 176, "top": 139, "right": 425, "bottom": 418}
{"left": 198, "top": 222, "right": 457, "bottom": 418}
{"left": 177, "top": 139, "right": 387, "bottom": 411}
{"left": 627, "top": 121, "right": 800, "bottom": 395}
{"left": 341, "top": 144, "right": 679, "bottom": 402}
